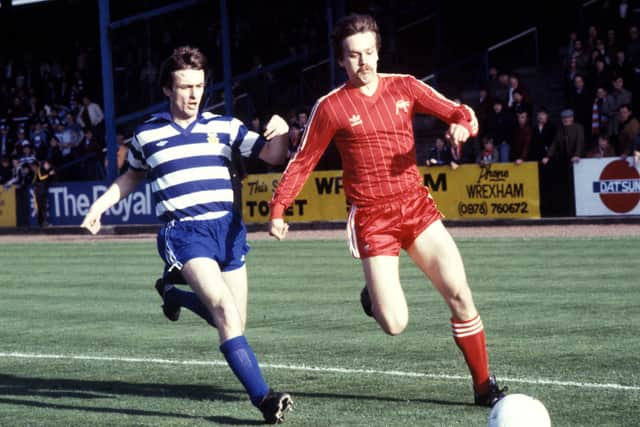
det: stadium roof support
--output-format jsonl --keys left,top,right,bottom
{"left": 98, "top": 0, "right": 117, "bottom": 182}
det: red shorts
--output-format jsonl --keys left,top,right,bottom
{"left": 346, "top": 187, "right": 443, "bottom": 259}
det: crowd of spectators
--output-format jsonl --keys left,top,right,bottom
{"left": 0, "top": 92, "right": 107, "bottom": 187}
{"left": 419, "top": 3, "right": 640, "bottom": 216}
{"left": 0, "top": 0, "right": 333, "bottom": 194}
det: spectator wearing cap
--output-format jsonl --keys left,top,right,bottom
{"left": 544, "top": 109, "right": 585, "bottom": 165}
{"left": 541, "top": 108, "right": 585, "bottom": 216}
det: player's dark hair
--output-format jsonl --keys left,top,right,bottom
{"left": 159, "top": 46, "right": 208, "bottom": 90}
{"left": 331, "top": 14, "right": 381, "bottom": 60}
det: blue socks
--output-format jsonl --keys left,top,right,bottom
{"left": 162, "top": 286, "right": 269, "bottom": 405}
{"left": 165, "top": 286, "right": 215, "bottom": 326}
{"left": 220, "top": 336, "right": 270, "bottom": 406}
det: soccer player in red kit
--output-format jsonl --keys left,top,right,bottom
{"left": 269, "top": 14, "right": 506, "bottom": 407}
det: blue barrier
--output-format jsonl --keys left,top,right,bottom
{"left": 31, "top": 180, "right": 159, "bottom": 226}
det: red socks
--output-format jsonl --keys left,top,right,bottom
{"left": 451, "top": 314, "right": 490, "bottom": 395}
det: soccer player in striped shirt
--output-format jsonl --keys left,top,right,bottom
{"left": 269, "top": 14, "right": 506, "bottom": 407}
{"left": 81, "top": 46, "right": 292, "bottom": 423}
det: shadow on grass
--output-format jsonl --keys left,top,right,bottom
{"left": 0, "top": 373, "right": 475, "bottom": 424}
{"left": 0, "top": 397, "right": 263, "bottom": 425}
{"left": 0, "top": 374, "right": 261, "bottom": 425}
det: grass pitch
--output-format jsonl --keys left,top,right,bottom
{"left": 0, "top": 235, "right": 638, "bottom": 426}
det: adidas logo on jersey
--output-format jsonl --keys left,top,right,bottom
{"left": 349, "top": 114, "right": 363, "bottom": 127}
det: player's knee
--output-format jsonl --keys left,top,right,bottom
{"left": 445, "top": 285, "right": 475, "bottom": 316}
{"left": 378, "top": 311, "right": 408, "bottom": 336}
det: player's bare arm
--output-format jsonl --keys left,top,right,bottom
{"left": 258, "top": 114, "right": 289, "bottom": 165}
{"left": 81, "top": 168, "right": 146, "bottom": 234}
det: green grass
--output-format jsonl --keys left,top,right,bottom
{"left": 0, "top": 236, "right": 639, "bottom": 426}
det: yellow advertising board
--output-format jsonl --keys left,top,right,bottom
{"left": 242, "top": 171, "right": 349, "bottom": 223}
{"left": 242, "top": 162, "right": 540, "bottom": 223}
{"left": 0, "top": 186, "right": 17, "bottom": 227}
{"left": 419, "top": 162, "right": 540, "bottom": 219}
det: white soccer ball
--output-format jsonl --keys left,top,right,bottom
{"left": 487, "top": 393, "right": 551, "bottom": 427}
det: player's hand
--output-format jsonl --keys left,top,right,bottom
{"left": 465, "top": 105, "right": 479, "bottom": 136}
{"left": 446, "top": 123, "right": 471, "bottom": 146}
{"left": 263, "top": 115, "right": 289, "bottom": 140}
{"left": 269, "top": 218, "right": 289, "bottom": 240}
{"left": 81, "top": 211, "right": 102, "bottom": 235}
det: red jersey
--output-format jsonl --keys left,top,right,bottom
{"left": 270, "top": 74, "right": 477, "bottom": 218}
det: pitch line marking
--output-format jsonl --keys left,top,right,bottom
{"left": 0, "top": 351, "right": 638, "bottom": 392}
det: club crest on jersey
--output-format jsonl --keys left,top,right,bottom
{"left": 395, "top": 99, "right": 410, "bottom": 115}
{"left": 349, "top": 114, "right": 363, "bottom": 127}
{"left": 207, "top": 133, "right": 219, "bottom": 144}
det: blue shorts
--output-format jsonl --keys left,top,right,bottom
{"left": 157, "top": 213, "right": 250, "bottom": 273}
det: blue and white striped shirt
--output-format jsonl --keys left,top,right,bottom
{"left": 127, "top": 111, "right": 265, "bottom": 223}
